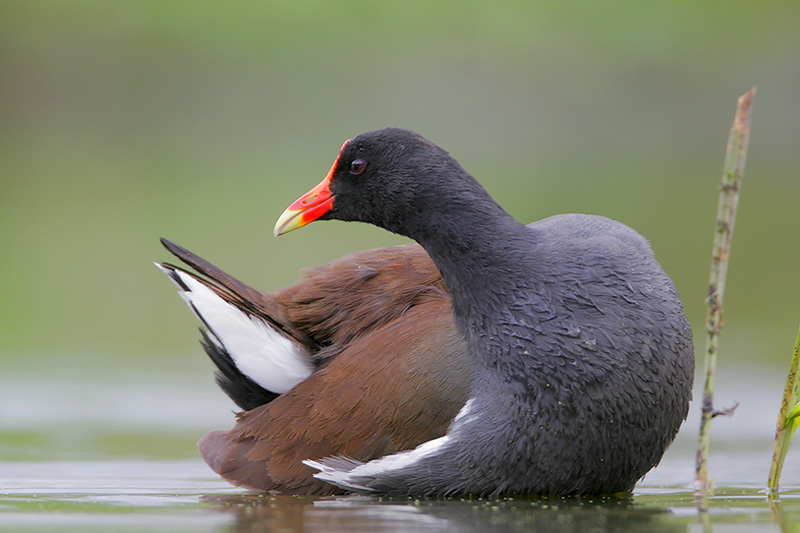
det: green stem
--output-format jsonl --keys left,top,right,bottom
{"left": 695, "top": 87, "right": 756, "bottom": 495}
{"left": 767, "top": 324, "right": 800, "bottom": 495}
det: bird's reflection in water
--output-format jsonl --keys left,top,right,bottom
{"left": 201, "top": 492, "right": 681, "bottom": 533}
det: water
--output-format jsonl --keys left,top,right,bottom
{"left": 2, "top": 363, "right": 800, "bottom": 532}
{"left": 4, "top": 458, "right": 800, "bottom": 532}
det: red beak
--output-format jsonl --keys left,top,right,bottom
{"left": 274, "top": 140, "right": 349, "bottom": 236}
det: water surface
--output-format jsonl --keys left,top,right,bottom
{"left": 2, "top": 364, "right": 800, "bottom": 532}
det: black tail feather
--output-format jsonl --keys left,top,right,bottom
{"left": 157, "top": 254, "right": 284, "bottom": 411}
{"left": 160, "top": 237, "right": 315, "bottom": 349}
{"left": 200, "top": 329, "right": 279, "bottom": 410}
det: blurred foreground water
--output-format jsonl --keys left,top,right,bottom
{"left": 3, "top": 360, "right": 800, "bottom": 531}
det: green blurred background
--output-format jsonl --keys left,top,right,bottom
{"left": 2, "top": 0, "right": 799, "bottom": 376}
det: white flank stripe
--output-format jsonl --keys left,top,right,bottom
{"left": 306, "top": 434, "right": 452, "bottom": 490}
{"left": 452, "top": 398, "right": 476, "bottom": 425}
{"left": 305, "top": 397, "right": 480, "bottom": 488}
{"left": 171, "top": 270, "right": 313, "bottom": 394}
{"left": 346, "top": 435, "right": 451, "bottom": 477}
{"left": 302, "top": 459, "right": 372, "bottom": 492}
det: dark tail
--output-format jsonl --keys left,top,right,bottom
{"left": 158, "top": 238, "right": 314, "bottom": 410}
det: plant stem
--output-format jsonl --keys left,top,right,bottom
{"left": 695, "top": 87, "right": 756, "bottom": 495}
{"left": 767, "top": 325, "right": 800, "bottom": 495}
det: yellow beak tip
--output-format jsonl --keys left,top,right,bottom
{"left": 273, "top": 208, "right": 304, "bottom": 237}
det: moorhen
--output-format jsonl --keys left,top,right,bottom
{"left": 158, "top": 128, "right": 693, "bottom": 497}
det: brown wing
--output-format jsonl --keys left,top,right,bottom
{"left": 160, "top": 239, "right": 473, "bottom": 493}
{"left": 201, "top": 300, "right": 471, "bottom": 493}
{"left": 275, "top": 243, "right": 452, "bottom": 361}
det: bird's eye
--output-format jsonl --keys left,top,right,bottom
{"left": 349, "top": 159, "right": 366, "bottom": 175}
